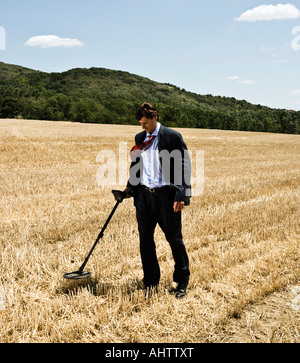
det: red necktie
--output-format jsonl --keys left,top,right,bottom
{"left": 130, "top": 135, "right": 156, "bottom": 160}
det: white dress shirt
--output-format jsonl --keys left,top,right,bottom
{"left": 141, "top": 122, "right": 168, "bottom": 189}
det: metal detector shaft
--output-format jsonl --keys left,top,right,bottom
{"left": 78, "top": 200, "right": 121, "bottom": 272}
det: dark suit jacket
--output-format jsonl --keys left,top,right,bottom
{"left": 127, "top": 125, "right": 192, "bottom": 206}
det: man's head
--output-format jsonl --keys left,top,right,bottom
{"left": 136, "top": 102, "right": 160, "bottom": 134}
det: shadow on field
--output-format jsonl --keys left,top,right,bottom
{"left": 58, "top": 278, "right": 146, "bottom": 299}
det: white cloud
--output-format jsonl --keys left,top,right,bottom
{"left": 227, "top": 76, "right": 255, "bottom": 85}
{"left": 240, "top": 80, "right": 255, "bottom": 85}
{"left": 227, "top": 76, "right": 240, "bottom": 81}
{"left": 236, "top": 4, "right": 300, "bottom": 22}
{"left": 25, "top": 35, "right": 84, "bottom": 48}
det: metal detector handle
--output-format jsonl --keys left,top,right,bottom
{"left": 78, "top": 196, "right": 121, "bottom": 272}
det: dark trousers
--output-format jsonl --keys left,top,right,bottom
{"left": 135, "top": 186, "right": 190, "bottom": 288}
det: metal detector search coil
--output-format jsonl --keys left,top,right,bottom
{"left": 63, "top": 271, "right": 91, "bottom": 280}
{"left": 63, "top": 190, "right": 126, "bottom": 280}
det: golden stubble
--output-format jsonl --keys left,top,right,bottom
{"left": 0, "top": 119, "right": 299, "bottom": 343}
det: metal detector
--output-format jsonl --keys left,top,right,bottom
{"left": 63, "top": 190, "right": 127, "bottom": 280}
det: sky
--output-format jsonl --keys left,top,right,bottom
{"left": 1, "top": 0, "right": 300, "bottom": 110}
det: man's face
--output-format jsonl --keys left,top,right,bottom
{"left": 139, "top": 116, "right": 158, "bottom": 134}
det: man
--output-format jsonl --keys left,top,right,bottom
{"left": 124, "top": 102, "right": 191, "bottom": 299}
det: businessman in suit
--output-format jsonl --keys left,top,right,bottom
{"left": 124, "top": 103, "right": 191, "bottom": 299}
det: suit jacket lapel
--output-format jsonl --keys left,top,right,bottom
{"left": 158, "top": 125, "right": 165, "bottom": 151}
{"left": 136, "top": 131, "right": 147, "bottom": 145}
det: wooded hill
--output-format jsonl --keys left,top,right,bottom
{"left": 0, "top": 61, "right": 299, "bottom": 134}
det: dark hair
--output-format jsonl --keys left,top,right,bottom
{"left": 135, "top": 102, "right": 160, "bottom": 121}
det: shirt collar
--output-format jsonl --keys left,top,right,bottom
{"left": 147, "top": 122, "right": 161, "bottom": 137}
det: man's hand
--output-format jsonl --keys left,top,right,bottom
{"left": 123, "top": 187, "right": 133, "bottom": 199}
{"left": 173, "top": 201, "right": 185, "bottom": 213}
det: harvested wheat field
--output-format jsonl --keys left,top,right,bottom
{"left": 0, "top": 119, "right": 299, "bottom": 343}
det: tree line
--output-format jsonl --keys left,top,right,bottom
{"left": 1, "top": 94, "right": 299, "bottom": 134}
{"left": 0, "top": 62, "right": 299, "bottom": 134}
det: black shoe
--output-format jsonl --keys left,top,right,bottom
{"left": 170, "top": 282, "right": 188, "bottom": 299}
{"left": 175, "top": 288, "right": 187, "bottom": 299}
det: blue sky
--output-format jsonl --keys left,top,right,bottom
{"left": 1, "top": 0, "right": 300, "bottom": 110}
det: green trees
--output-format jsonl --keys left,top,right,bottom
{"left": 0, "top": 97, "right": 22, "bottom": 118}
{"left": 0, "top": 62, "right": 300, "bottom": 134}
